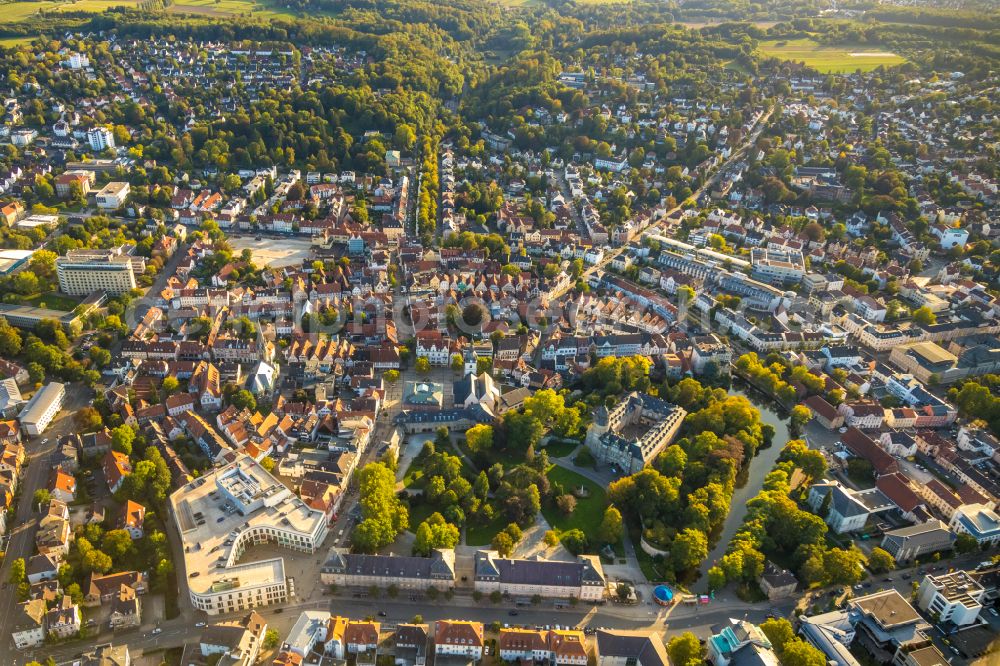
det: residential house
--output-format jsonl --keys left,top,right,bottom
{"left": 595, "top": 630, "right": 669, "bottom": 666}
{"left": 12, "top": 599, "right": 47, "bottom": 648}
{"left": 434, "top": 621, "right": 484, "bottom": 661}
{"left": 103, "top": 449, "right": 133, "bottom": 493}
{"left": 759, "top": 562, "right": 797, "bottom": 600}
{"left": 117, "top": 500, "right": 146, "bottom": 539}
{"left": 108, "top": 584, "right": 142, "bottom": 629}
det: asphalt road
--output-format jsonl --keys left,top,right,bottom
{"left": 30, "top": 547, "right": 998, "bottom": 666}
{"left": 0, "top": 383, "right": 93, "bottom": 665}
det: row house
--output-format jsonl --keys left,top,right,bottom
{"left": 499, "top": 629, "right": 588, "bottom": 666}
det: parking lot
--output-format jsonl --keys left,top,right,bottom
{"left": 228, "top": 234, "right": 314, "bottom": 268}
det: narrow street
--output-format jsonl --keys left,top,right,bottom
{"left": 0, "top": 384, "right": 92, "bottom": 665}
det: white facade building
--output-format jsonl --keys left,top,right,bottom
{"left": 916, "top": 571, "right": 985, "bottom": 626}
{"left": 18, "top": 382, "right": 65, "bottom": 435}
{"left": 169, "top": 455, "right": 329, "bottom": 615}
{"left": 87, "top": 126, "right": 115, "bottom": 152}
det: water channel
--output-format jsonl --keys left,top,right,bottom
{"left": 696, "top": 382, "right": 791, "bottom": 582}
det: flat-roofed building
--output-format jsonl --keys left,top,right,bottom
{"left": 895, "top": 645, "right": 948, "bottom": 666}
{"left": 750, "top": 247, "right": 806, "bottom": 285}
{"left": 847, "top": 590, "right": 931, "bottom": 664}
{"left": 889, "top": 341, "right": 962, "bottom": 385}
{"left": 916, "top": 571, "right": 985, "bottom": 626}
{"left": 94, "top": 181, "right": 130, "bottom": 209}
{"left": 57, "top": 245, "right": 143, "bottom": 296}
{"left": 473, "top": 550, "right": 606, "bottom": 602}
{"left": 18, "top": 382, "right": 65, "bottom": 435}
{"left": 169, "top": 454, "right": 329, "bottom": 615}
{"left": 0, "top": 303, "right": 80, "bottom": 331}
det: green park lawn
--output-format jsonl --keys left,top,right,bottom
{"left": 541, "top": 439, "right": 579, "bottom": 458}
{"left": 542, "top": 465, "right": 608, "bottom": 538}
{"left": 465, "top": 512, "right": 509, "bottom": 547}
{"left": 757, "top": 37, "right": 905, "bottom": 73}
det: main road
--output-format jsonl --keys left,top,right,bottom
{"left": 30, "top": 548, "right": 997, "bottom": 666}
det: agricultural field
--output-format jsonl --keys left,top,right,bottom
{"left": 0, "top": 0, "right": 299, "bottom": 23}
{"left": 166, "top": 0, "right": 301, "bottom": 20}
{"left": 757, "top": 37, "right": 905, "bottom": 73}
{"left": 0, "top": 0, "right": 141, "bottom": 22}
{"left": 678, "top": 20, "right": 779, "bottom": 29}
{"left": 0, "top": 36, "right": 36, "bottom": 47}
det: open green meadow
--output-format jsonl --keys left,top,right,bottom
{"left": 758, "top": 37, "right": 905, "bottom": 73}
{"left": 0, "top": 0, "right": 301, "bottom": 23}
{"left": 0, "top": 36, "right": 36, "bottom": 47}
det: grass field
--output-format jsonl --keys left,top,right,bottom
{"left": 465, "top": 512, "right": 508, "bottom": 547}
{"left": 0, "top": 0, "right": 300, "bottom": 23}
{"left": 166, "top": 0, "right": 301, "bottom": 19}
{"left": 541, "top": 464, "right": 609, "bottom": 543}
{"left": 678, "top": 20, "right": 779, "bottom": 29}
{"left": 758, "top": 37, "right": 905, "bottom": 73}
{"left": 0, "top": 36, "right": 36, "bottom": 47}
{"left": 21, "top": 292, "right": 82, "bottom": 311}
{"left": 541, "top": 439, "right": 578, "bottom": 458}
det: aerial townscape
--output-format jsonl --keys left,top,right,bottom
{"left": 0, "top": 0, "right": 999, "bottom": 664}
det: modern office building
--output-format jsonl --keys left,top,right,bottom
{"left": 750, "top": 247, "right": 806, "bottom": 285}
{"left": 949, "top": 503, "right": 1000, "bottom": 546}
{"left": 169, "top": 454, "right": 329, "bottom": 615}
{"left": 94, "top": 181, "right": 130, "bottom": 209}
{"left": 916, "top": 571, "right": 985, "bottom": 626}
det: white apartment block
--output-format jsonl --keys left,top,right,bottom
{"left": 750, "top": 247, "right": 805, "bottom": 284}
{"left": 87, "top": 126, "right": 115, "bottom": 152}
